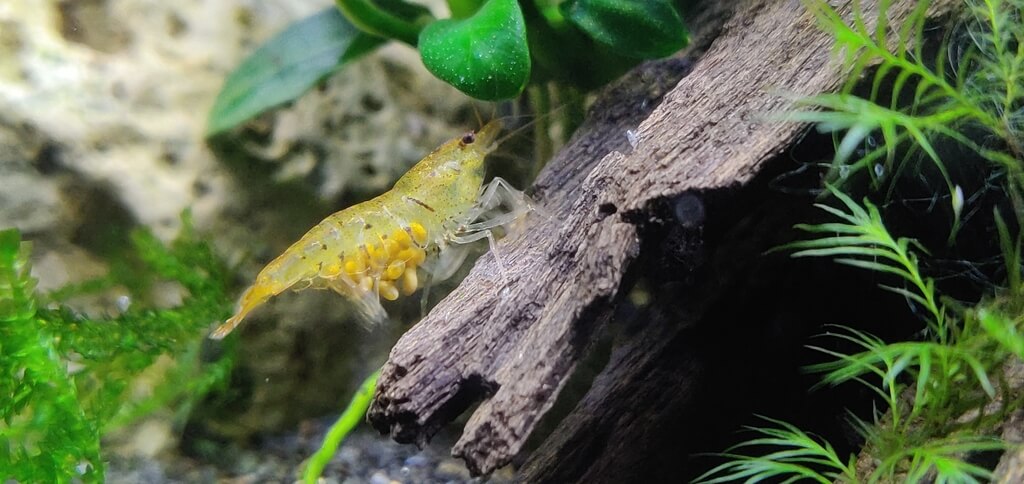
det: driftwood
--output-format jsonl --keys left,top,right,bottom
{"left": 368, "top": 0, "right": 959, "bottom": 478}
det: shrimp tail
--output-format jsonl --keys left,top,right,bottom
{"left": 210, "top": 282, "right": 277, "bottom": 339}
{"left": 210, "top": 243, "right": 314, "bottom": 339}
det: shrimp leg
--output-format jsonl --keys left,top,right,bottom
{"left": 449, "top": 229, "right": 510, "bottom": 286}
{"left": 461, "top": 177, "right": 534, "bottom": 232}
{"left": 326, "top": 277, "right": 388, "bottom": 325}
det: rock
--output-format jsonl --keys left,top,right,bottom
{"left": 434, "top": 458, "right": 471, "bottom": 481}
{"left": 0, "top": 0, "right": 328, "bottom": 238}
{"left": 368, "top": 470, "right": 391, "bottom": 484}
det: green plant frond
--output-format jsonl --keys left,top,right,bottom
{"left": 914, "top": 345, "right": 933, "bottom": 408}
{"left": 807, "top": 320, "right": 1003, "bottom": 414}
{"left": 806, "top": 353, "right": 886, "bottom": 387}
{"left": 742, "top": 5, "right": 1024, "bottom": 482}
{"left": 696, "top": 460, "right": 836, "bottom": 484}
{"left": 904, "top": 65, "right": 936, "bottom": 114}
{"left": 964, "top": 0, "right": 1024, "bottom": 120}
{"left": 805, "top": 0, "right": 953, "bottom": 102}
{"left": 810, "top": 334, "right": 999, "bottom": 417}
{"left": 877, "top": 283, "right": 932, "bottom": 311}
{"left": 962, "top": 0, "right": 1024, "bottom": 140}
{"left": 791, "top": 243, "right": 906, "bottom": 261}
{"left": 834, "top": 257, "right": 919, "bottom": 280}
{"left": 821, "top": 195, "right": 871, "bottom": 221}
{"left": 785, "top": 186, "right": 945, "bottom": 330}
{"left": 978, "top": 308, "right": 1024, "bottom": 357}
{"left": 694, "top": 416, "right": 857, "bottom": 484}
{"left": 795, "top": 0, "right": 1024, "bottom": 214}
{"left": 790, "top": 221, "right": 870, "bottom": 235}
{"left": 871, "top": 60, "right": 896, "bottom": 104}
{"left": 786, "top": 234, "right": 889, "bottom": 249}
{"left": 792, "top": 94, "right": 965, "bottom": 195}
{"left": 961, "top": 352, "right": 997, "bottom": 397}
{"left": 807, "top": 348, "right": 892, "bottom": 393}
{"left": 872, "top": 435, "right": 1005, "bottom": 483}
{"left": 832, "top": 185, "right": 875, "bottom": 218}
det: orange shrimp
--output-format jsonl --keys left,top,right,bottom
{"left": 210, "top": 119, "right": 532, "bottom": 339}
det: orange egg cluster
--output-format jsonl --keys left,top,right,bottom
{"left": 323, "top": 223, "right": 429, "bottom": 301}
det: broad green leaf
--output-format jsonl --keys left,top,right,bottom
{"left": 206, "top": 7, "right": 385, "bottom": 136}
{"left": 419, "top": 0, "right": 530, "bottom": 100}
{"left": 446, "top": 0, "right": 485, "bottom": 18}
{"left": 335, "top": 0, "right": 433, "bottom": 45}
{"left": 563, "top": 0, "right": 688, "bottom": 59}
{"left": 524, "top": 0, "right": 637, "bottom": 90}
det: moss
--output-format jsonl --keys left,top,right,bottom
{"left": 0, "top": 213, "right": 234, "bottom": 483}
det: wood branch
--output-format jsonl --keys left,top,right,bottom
{"left": 516, "top": 185, "right": 810, "bottom": 482}
{"left": 368, "top": 0, "right": 957, "bottom": 477}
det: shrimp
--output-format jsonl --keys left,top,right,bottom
{"left": 209, "top": 119, "right": 532, "bottom": 339}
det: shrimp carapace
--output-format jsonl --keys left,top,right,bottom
{"left": 210, "top": 119, "right": 531, "bottom": 340}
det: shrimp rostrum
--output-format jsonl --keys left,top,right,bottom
{"left": 210, "top": 120, "right": 532, "bottom": 339}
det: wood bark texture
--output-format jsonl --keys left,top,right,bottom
{"left": 368, "top": 0, "right": 956, "bottom": 477}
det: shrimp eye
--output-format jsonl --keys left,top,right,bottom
{"left": 461, "top": 132, "right": 476, "bottom": 145}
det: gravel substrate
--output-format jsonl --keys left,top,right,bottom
{"left": 106, "top": 418, "right": 514, "bottom": 484}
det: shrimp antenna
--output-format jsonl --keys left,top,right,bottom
{"left": 486, "top": 150, "right": 532, "bottom": 167}
{"left": 472, "top": 103, "right": 485, "bottom": 130}
{"left": 489, "top": 103, "right": 570, "bottom": 149}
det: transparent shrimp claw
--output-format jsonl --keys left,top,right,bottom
{"left": 447, "top": 177, "right": 537, "bottom": 291}
{"left": 461, "top": 177, "right": 536, "bottom": 234}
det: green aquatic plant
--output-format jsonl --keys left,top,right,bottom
{"left": 0, "top": 216, "right": 235, "bottom": 483}
{"left": 206, "top": 0, "right": 689, "bottom": 136}
{"left": 698, "top": 188, "right": 1019, "bottom": 482}
{"left": 788, "top": 0, "right": 1023, "bottom": 237}
{"left": 696, "top": 416, "right": 859, "bottom": 484}
{"left": 698, "top": 0, "right": 1024, "bottom": 481}
{"left": 0, "top": 230, "right": 100, "bottom": 482}
{"left": 302, "top": 370, "right": 380, "bottom": 484}
{"left": 786, "top": 188, "right": 946, "bottom": 337}
{"left": 697, "top": 417, "right": 1004, "bottom": 483}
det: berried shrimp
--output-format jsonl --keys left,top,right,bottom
{"left": 210, "top": 119, "right": 534, "bottom": 339}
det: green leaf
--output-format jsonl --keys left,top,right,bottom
{"left": 206, "top": 7, "right": 385, "bottom": 137}
{"left": 979, "top": 309, "right": 1024, "bottom": 358}
{"left": 335, "top": 0, "right": 432, "bottom": 45}
{"left": 563, "top": 0, "right": 688, "bottom": 59}
{"left": 419, "top": 0, "right": 530, "bottom": 100}
{"left": 446, "top": 0, "right": 485, "bottom": 19}
{"left": 302, "top": 370, "right": 380, "bottom": 484}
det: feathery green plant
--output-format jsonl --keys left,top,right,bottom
{"left": 0, "top": 216, "right": 235, "bottom": 483}
{"left": 786, "top": 187, "right": 946, "bottom": 337}
{"left": 789, "top": 0, "right": 1024, "bottom": 236}
{"left": 695, "top": 416, "right": 858, "bottom": 483}
{"left": 699, "top": 189, "right": 1013, "bottom": 482}
{"left": 698, "top": 0, "right": 1024, "bottom": 481}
